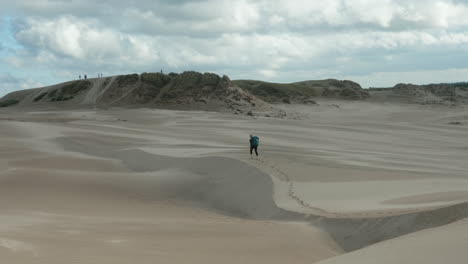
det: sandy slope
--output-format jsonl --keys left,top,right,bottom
{"left": 0, "top": 108, "right": 341, "bottom": 264}
{"left": 1, "top": 101, "right": 468, "bottom": 263}
{"left": 316, "top": 218, "right": 468, "bottom": 264}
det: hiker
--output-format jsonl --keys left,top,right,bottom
{"left": 79, "top": 75, "right": 81, "bottom": 79}
{"left": 84, "top": 74, "right": 87, "bottom": 79}
{"left": 249, "top": 134, "right": 259, "bottom": 158}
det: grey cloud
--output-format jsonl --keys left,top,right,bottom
{"left": 0, "top": 73, "right": 21, "bottom": 96}
{"left": 0, "top": 72, "right": 20, "bottom": 84}
{"left": 6, "top": 0, "right": 468, "bottom": 36}
{"left": 1, "top": 0, "right": 468, "bottom": 89}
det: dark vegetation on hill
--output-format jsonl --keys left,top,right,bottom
{"left": 96, "top": 71, "right": 260, "bottom": 112}
{"left": 369, "top": 82, "right": 468, "bottom": 91}
{"left": 100, "top": 74, "right": 140, "bottom": 103}
{"left": 0, "top": 99, "right": 19, "bottom": 107}
{"left": 33, "top": 80, "right": 92, "bottom": 102}
{"left": 132, "top": 72, "right": 171, "bottom": 103}
{"left": 233, "top": 79, "right": 369, "bottom": 104}
{"left": 152, "top": 72, "right": 260, "bottom": 114}
{"left": 0, "top": 72, "right": 261, "bottom": 113}
{"left": 2, "top": 71, "right": 467, "bottom": 110}
{"left": 369, "top": 82, "right": 468, "bottom": 105}
{"left": 161, "top": 72, "right": 239, "bottom": 103}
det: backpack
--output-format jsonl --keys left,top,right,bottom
{"left": 252, "top": 136, "right": 259, "bottom": 147}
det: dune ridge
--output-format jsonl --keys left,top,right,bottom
{"left": 56, "top": 135, "right": 468, "bottom": 253}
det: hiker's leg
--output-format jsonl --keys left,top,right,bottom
{"left": 250, "top": 146, "right": 253, "bottom": 155}
{"left": 254, "top": 146, "right": 258, "bottom": 156}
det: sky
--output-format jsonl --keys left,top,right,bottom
{"left": 1, "top": 0, "right": 468, "bottom": 96}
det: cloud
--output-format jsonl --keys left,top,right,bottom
{"left": 15, "top": 14, "right": 468, "bottom": 64}
{"left": 345, "top": 67, "right": 468, "bottom": 88}
{"left": 9, "top": 0, "right": 468, "bottom": 34}
{"left": 268, "top": 0, "right": 468, "bottom": 30}
{"left": 1, "top": 0, "right": 468, "bottom": 91}
{"left": 0, "top": 72, "right": 43, "bottom": 96}
{"left": 16, "top": 16, "right": 133, "bottom": 60}
{"left": 0, "top": 72, "right": 19, "bottom": 84}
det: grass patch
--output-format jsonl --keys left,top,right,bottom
{"left": 102, "top": 77, "right": 111, "bottom": 88}
{"left": 233, "top": 80, "right": 318, "bottom": 103}
{"left": 445, "top": 82, "right": 468, "bottom": 88}
{"left": 234, "top": 79, "right": 368, "bottom": 102}
{"left": 168, "top": 72, "right": 179, "bottom": 78}
{"left": 116, "top": 74, "right": 139, "bottom": 87}
{"left": 47, "top": 89, "right": 58, "bottom": 98}
{"left": 0, "top": 99, "right": 19, "bottom": 107}
{"left": 201, "top": 73, "right": 221, "bottom": 86}
{"left": 141, "top": 72, "right": 171, "bottom": 87}
{"left": 171, "top": 71, "right": 203, "bottom": 91}
{"left": 34, "top": 92, "right": 48, "bottom": 102}
{"left": 46, "top": 80, "right": 92, "bottom": 102}
{"left": 61, "top": 80, "right": 92, "bottom": 95}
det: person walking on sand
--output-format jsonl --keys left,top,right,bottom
{"left": 249, "top": 134, "right": 260, "bottom": 159}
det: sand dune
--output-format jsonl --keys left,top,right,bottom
{"left": 316, "top": 218, "right": 468, "bottom": 264}
{"left": 1, "top": 101, "right": 467, "bottom": 263}
{"left": 0, "top": 109, "right": 341, "bottom": 263}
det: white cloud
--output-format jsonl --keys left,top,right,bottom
{"left": 1, "top": 0, "right": 468, "bottom": 90}
{"left": 15, "top": 16, "right": 164, "bottom": 69}
{"left": 17, "top": 16, "right": 123, "bottom": 60}
{"left": 267, "top": 0, "right": 468, "bottom": 29}
{"left": 345, "top": 68, "right": 468, "bottom": 88}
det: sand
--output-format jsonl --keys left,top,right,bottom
{"left": 1, "top": 101, "right": 468, "bottom": 263}
{"left": 316, "top": 217, "right": 468, "bottom": 264}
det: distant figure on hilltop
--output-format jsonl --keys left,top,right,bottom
{"left": 249, "top": 134, "right": 260, "bottom": 159}
{"left": 79, "top": 75, "right": 81, "bottom": 79}
{"left": 84, "top": 74, "right": 87, "bottom": 79}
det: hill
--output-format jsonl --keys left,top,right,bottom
{"left": 233, "top": 79, "right": 370, "bottom": 103}
{"left": 0, "top": 72, "right": 267, "bottom": 114}
{"left": 369, "top": 82, "right": 468, "bottom": 105}
{"left": 4, "top": 73, "right": 468, "bottom": 111}
{"left": 0, "top": 73, "right": 374, "bottom": 115}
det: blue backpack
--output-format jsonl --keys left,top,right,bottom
{"left": 252, "top": 136, "right": 259, "bottom": 147}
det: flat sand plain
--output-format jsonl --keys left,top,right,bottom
{"left": 1, "top": 101, "right": 467, "bottom": 263}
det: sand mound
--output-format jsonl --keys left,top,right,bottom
{"left": 316, "top": 217, "right": 468, "bottom": 264}
{"left": 313, "top": 202, "right": 468, "bottom": 251}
